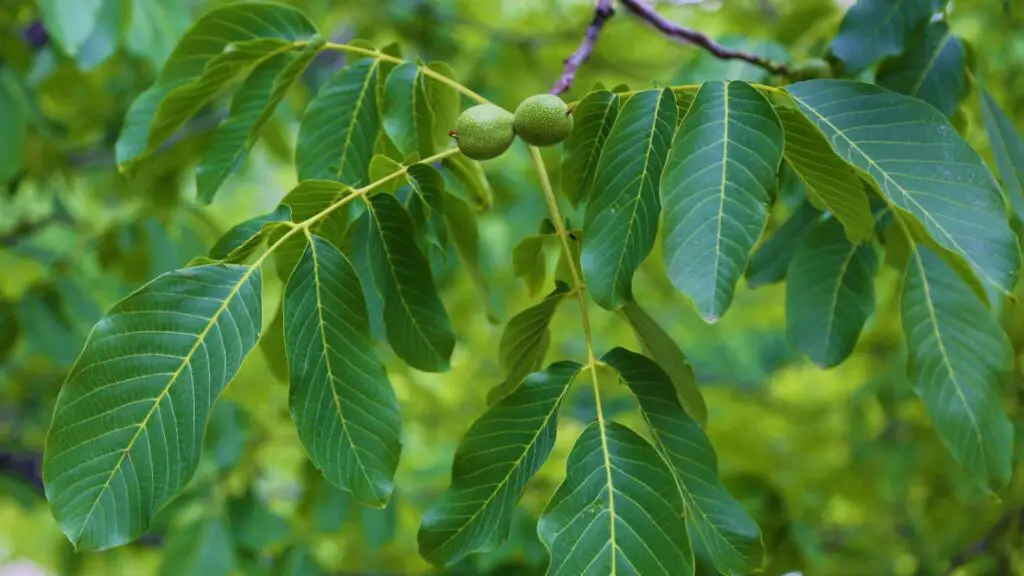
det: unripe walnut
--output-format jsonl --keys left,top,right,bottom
{"left": 452, "top": 104, "right": 515, "bottom": 161}
{"left": 513, "top": 94, "right": 573, "bottom": 147}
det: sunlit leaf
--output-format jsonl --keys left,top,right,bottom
{"left": 902, "top": 243, "right": 1014, "bottom": 492}
{"left": 786, "top": 218, "right": 879, "bottom": 367}
{"left": 582, "top": 88, "right": 676, "bottom": 310}
{"left": 603, "top": 348, "right": 762, "bottom": 575}
{"left": 419, "top": 361, "right": 582, "bottom": 566}
{"left": 43, "top": 264, "right": 263, "bottom": 550}
{"left": 383, "top": 62, "right": 434, "bottom": 158}
{"left": 830, "top": 0, "right": 942, "bottom": 75}
{"left": 366, "top": 193, "right": 455, "bottom": 372}
{"left": 877, "top": 21, "right": 966, "bottom": 118}
{"left": 208, "top": 205, "right": 292, "bottom": 263}
{"left": 980, "top": 89, "right": 1024, "bottom": 219}
{"left": 538, "top": 421, "right": 694, "bottom": 576}
{"left": 561, "top": 90, "right": 619, "bottom": 207}
{"left": 661, "top": 81, "right": 783, "bottom": 322}
{"left": 746, "top": 200, "right": 822, "bottom": 288}
{"left": 788, "top": 80, "right": 1020, "bottom": 297}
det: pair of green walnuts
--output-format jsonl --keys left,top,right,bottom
{"left": 452, "top": 94, "right": 573, "bottom": 160}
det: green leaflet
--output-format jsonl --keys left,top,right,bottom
{"left": 538, "top": 421, "right": 694, "bottom": 576}
{"left": 406, "top": 163, "right": 446, "bottom": 231}
{"left": 775, "top": 106, "right": 874, "bottom": 243}
{"left": 746, "top": 200, "right": 822, "bottom": 288}
{"left": 582, "top": 88, "right": 676, "bottom": 310}
{"left": 661, "top": 81, "right": 783, "bottom": 322}
{"left": 418, "top": 361, "right": 582, "bottom": 566}
{"left": 786, "top": 218, "right": 880, "bottom": 368}
{"left": 382, "top": 62, "right": 435, "bottom": 159}
{"left": 197, "top": 41, "right": 323, "bottom": 204}
{"left": 512, "top": 235, "right": 550, "bottom": 297}
{"left": 283, "top": 235, "right": 401, "bottom": 506}
{"left": 830, "top": 0, "right": 942, "bottom": 75}
{"left": 43, "top": 264, "right": 263, "bottom": 550}
{"left": 621, "top": 301, "right": 708, "bottom": 427}
{"left": 365, "top": 193, "right": 455, "bottom": 372}
{"left": 125, "top": 0, "right": 190, "bottom": 69}
{"left": 208, "top": 205, "right": 292, "bottom": 263}
{"left": 440, "top": 186, "right": 497, "bottom": 318}
{"left": 425, "top": 62, "right": 461, "bottom": 151}
{"left": 369, "top": 154, "right": 406, "bottom": 194}
{"left": 271, "top": 180, "right": 351, "bottom": 279}
{"left": 877, "top": 20, "right": 966, "bottom": 118}
{"left": 488, "top": 282, "right": 571, "bottom": 403}
{"left": 980, "top": 89, "right": 1024, "bottom": 219}
{"left": 902, "top": 244, "right": 1014, "bottom": 492}
{"left": 561, "top": 90, "right": 619, "bottom": 207}
{"left": 603, "top": 348, "right": 762, "bottom": 576}
{"left": 296, "top": 59, "right": 381, "bottom": 186}
{"left": 160, "top": 514, "right": 236, "bottom": 576}
{"left": 74, "top": 0, "right": 123, "bottom": 69}
{"left": 443, "top": 155, "right": 493, "bottom": 210}
{"left": 788, "top": 80, "right": 1021, "bottom": 296}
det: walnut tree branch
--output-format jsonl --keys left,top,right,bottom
{"left": 943, "top": 508, "right": 1022, "bottom": 575}
{"left": 551, "top": 0, "right": 616, "bottom": 95}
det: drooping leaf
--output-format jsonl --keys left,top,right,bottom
{"left": 425, "top": 62, "right": 461, "bottom": 151}
{"left": 786, "top": 218, "right": 879, "bottom": 367}
{"left": 538, "top": 421, "right": 694, "bottom": 576}
{"left": 160, "top": 514, "right": 236, "bottom": 576}
{"left": 902, "top": 244, "right": 1014, "bottom": 492}
{"left": 43, "top": 264, "right": 263, "bottom": 550}
{"left": 980, "top": 89, "right": 1024, "bottom": 219}
{"left": 366, "top": 193, "right": 455, "bottom": 372}
{"left": 197, "top": 41, "right": 323, "bottom": 204}
{"left": 788, "top": 80, "right": 1020, "bottom": 296}
{"left": 561, "top": 90, "right": 619, "bottom": 207}
{"left": 775, "top": 105, "right": 874, "bottom": 242}
{"left": 582, "top": 88, "right": 676, "bottom": 310}
{"left": 746, "top": 200, "right": 822, "bottom": 288}
{"left": 512, "top": 235, "right": 550, "bottom": 297}
{"left": 443, "top": 155, "right": 493, "bottom": 210}
{"left": 208, "top": 205, "right": 292, "bottom": 263}
{"left": 406, "top": 163, "right": 447, "bottom": 231}
{"left": 125, "top": 0, "right": 191, "bottom": 69}
{"left": 603, "top": 348, "right": 762, "bottom": 576}
{"left": 621, "top": 301, "right": 707, "bottom": 427}
{"left": 441, "top": 187, "right": 496, "bottom": 316}
{"left": 877, "top": 20, "right": 966, "bottom": 117}
{"left": 297, "top": 59, "right": 381, "bottom": 185}
{"left": 830, "top": 0, "right": 942, "bottom": 75}
{"left": 283, "top": 235, "right": 400, "bottom": 506}
{"left": 382, "top": 62, "right": 435, "bottom": 158}
{"left": 419, "top": 361, "right": 582, "bottom": 567}
{"left": 661, "top": 81, "right": 783, "bottom": 322}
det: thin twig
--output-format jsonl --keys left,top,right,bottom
{"left": 618, "top": 0, "right": 791, "bottom": 77}
{"left": 944, "top": 508, "right": 1022, "bottom": 574}
{"left": 551, "top": 0, "right": 616, "bottom": 95}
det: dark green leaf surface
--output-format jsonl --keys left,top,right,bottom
{"left": 980, "top": 89, "right": 1024, "bottom": 218}
{"left": 877, "top": 20, "right": 966, "bottom": 117}
{"left": 284, "top": 235, "right": 401, "bottom": 506}
{"left": 197, "top": 41, "right": 322, "bottom": 203}
{"left": 297, "top": 59, "right": 381, "bottom": 185}
{"left": 43, "top": 264, "right": 263, "bottom": 550}
{"left": 406, "top": 163, "right": 446, "bottom": 230}
{"left": 622, "top": 301, "right": 707, "bottom": 427}
{"left": 582, "top": 88, "right": 676, "bottom": 310}
{"left": 383, "top": 62, "right": 434, "bottom": 158}
{"left": 366, "top": 193, "right": 455, "bottom": 372}
{"left": 902, "top": 244, "right": 1014, "bottom": 492}
{"left": 419, "top": 361, "right": 581, "bottom": 566}
{"left": 561, "top": 90, "right": 619, "bottom": 207}
{"left": 788, "top": 80, "right": 1020, "bottom": 295}
{"left": 208, "top": 205, "right": 292, "bottom": 263}
{"left": 538, "top": 421, "right": 694, "bottom": 576}
{"left": 830, "top": 0, "right": 941, "bottom": 75}
{"left": 786, "top": 218, "right": 879, "bottom": 367}
{"left": 0, "top": 72, "right": 25, "bottom": 183}
{"left": 775, "top": 106, "right": 874, "bottom": 242}
{"left": 746, "top": 200, "right": 822, "bottom": 288}
{"left": 661, "top": 81, "right": 783, "bottom": 322}
{"left": 604, "top": 348, "right": 762, "bottom": 576}
{"left": 272, "top": 180, "right": 351, "bottom": 279}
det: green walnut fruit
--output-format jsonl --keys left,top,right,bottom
{"left": 513, "top": 94, "right": 573, "bottom": 147}
{"left": 797, "top": 58, "right": 834, "bottom": 80}
{"left": 453, "top": 104, "right": 515, "bottom": 160}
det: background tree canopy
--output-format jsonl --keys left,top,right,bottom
{"left": 1, "top": 0, "right": 1024, "bottom": 575}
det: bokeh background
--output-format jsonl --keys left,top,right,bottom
{"left": 1, "top": 0, "right": 1024, "bottom": 574}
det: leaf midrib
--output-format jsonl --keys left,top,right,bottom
{"left": 335, "top": 60, "right": 378, "bottom": 183}
{"left": 909, "top": 30, "right": 953, "bottom": 96}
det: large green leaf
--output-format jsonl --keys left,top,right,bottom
{"left": 538, "top": 421, "right": 694, "bottom": 576}
{"left": 877, "top": 20, "right": 966, "bottom": 118}
{"left": 296, "top": 59, "right": 381, "bottom": 185}
{"left": 382, "top": 62, "right": 435, "bottom": 159}
{"left": 196, "top": 41, "right": 322, "bottom": 204}
{"left": 603, "top": 348, "right": 762, "bottom": 576}
{"left": 902, "top": 244, "right": 1014, "bottom": 492}
{"left": 43, "top": 264, "right": 263, "bottom": 550}
{"left": 788, "top": 80, "right": 1020, "bottom": 296}
{"left": 284, "top": 235, "right": 401, "bottom": 506}
{"left": 582, "top": 88, "right": 676, "bottom": 310}
{"left": 775, "top": 106, "right": 874, "bottom": 243}
{"left": 621, "top": 301, "right": 707, "bottom": 427}
{"left": 208, "top": 205, "right": 292, "bottom": 263}
{"left": 980, "top": 89, "right": 1024, "bottom": 219}
{"left": 561, "top": 90, "right": 619, "bottom": 207}
{"left": 418, "top": 361, "right": 582, "bottom": 567}
{"left": 746, "top": 200, "right": 822, "bottom": 288}
{"left": 786, "top": 218, "right": 879, "bottom": 368}
{"left": 366, "top": 193, "right": 455, "bottom": 372}
{"left": 661, "top": 81, "right": 783, "bottom": 322}
{"left": 829, "top": 0, "right": 941, "bottom": 75}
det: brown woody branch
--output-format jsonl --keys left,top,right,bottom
{"left": 551, "top": 0, "right": 616, "bottom": 95}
